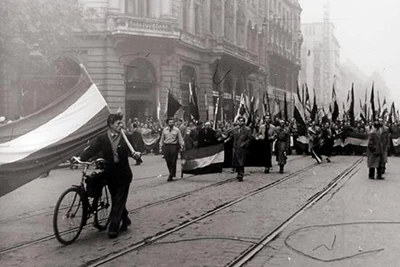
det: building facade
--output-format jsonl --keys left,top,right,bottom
{"left": 1, "top": 0, "right": 303, "bottom": 122}
{"left": 300, "top": 5, "right": 340, "bottom": 108}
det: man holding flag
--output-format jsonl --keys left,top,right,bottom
{"left": 78, "top": 113, "right": 142, "bottom": 238}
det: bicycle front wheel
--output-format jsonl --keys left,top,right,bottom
{"left": 53, "top": 187, "right": 86, "bottom": 245}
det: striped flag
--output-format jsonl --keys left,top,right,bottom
{"left": 294, "top": 83, "right": 306, "bottom": 127}
{"left": 370, "top": 83, "right": 376, "bottom": 122}
{"left": 181, "top": 143, "right": 224, "bottom": 175}
{"left": 0, "top": 65, "right": 110, "bottom": 197}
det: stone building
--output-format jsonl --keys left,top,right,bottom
{"left": 1, "top": 0, "right": 303, "bottom": 122}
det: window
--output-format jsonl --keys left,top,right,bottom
{"left": 125, "top": 0, "right": 150, "bottom": 17}
{"left": 195, "top": 4, "right": 200, "bottom": 34}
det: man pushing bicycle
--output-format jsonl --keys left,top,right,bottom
{"left": 76, "top": 113, "right": 141, "bottom": 239}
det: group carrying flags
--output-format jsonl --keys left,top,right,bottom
{"left": 0, "top": 65, "right": 110, "bottom": 197}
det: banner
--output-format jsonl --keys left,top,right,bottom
{"left": 182, "top": 143, "right": 224, "bottom": 175}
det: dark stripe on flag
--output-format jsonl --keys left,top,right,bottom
{"left": 0, "top": 78, "right": 92, "bottom": 144}
{"left": 0, "top": 107, "right": 109, "bottom": 197}
{"left": 182, "top": 143, "right": 224, "bottom": 175}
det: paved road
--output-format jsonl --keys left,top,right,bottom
{"left": 1, "top": 154, "right": 398, "bottom": 267}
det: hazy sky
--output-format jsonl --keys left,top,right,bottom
{"left": 300, "top": 0, "right": 400, "bottom": 101}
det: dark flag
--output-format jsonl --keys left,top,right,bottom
{"left": 188, "top": 82, "right": 200, "bottom": 121}
{"left": 360, "top": 99, "right": 366, "bottom": 123}
{"left": 370, "top": 83, "right": 376, "bottom": 122}
{"left": 248, "top": 96, "right": 255, "bottom": 126}
{"left": 349, "top": 83, "right": 355, "bottom": 126}
{"left": 377, "top": 91, "right": 382, "bottom": 119}
{"left": 304, "top": 84, "right": 311, "bottom": 119}
{"left": 381, "top": 97, "right": 388, "bottom": 119}
{"left": 213, "top": 95, "right": 221, "bottom": 130}
{"left": 389, "top": 102, "right": 395, "bottom": 124}
{"left": 294, "top": 83, "right": 306, "bottom": 127}
{"left": 263, "top": 91, "right": 271, "bottom": 116}
{"left": 284, "top": 93, "right": 288, "bottom": 121}
{"left": 311, "top": 88, "right": 318, "bottom": 122}
{"left": 331, "top": 85, "right": 339, "bottom": 122}
{"left": 167, "top": 91, "right": 181, "bottom": 118}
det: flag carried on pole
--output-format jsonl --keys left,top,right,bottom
{"left": 304, "top": 84, "right": 312, "bottom": 119}
{"left": 167, "top": 90, "right": 181, "bottom": 118}
{"left": 234, "top": 93, "right": 249, "bottom": 122}
{"left": 349, "top": 83, "right": 355, "bottom": 126}
{"left": 311, "top": 88, "right": 318, "bottom": 122}
{"left": 370, "top": 83, "right": 376, "bottom": 122}
{"left": 284, "top": 93, "right": 288, "bottom": 122}
{"left": 213, "top": 95, "right": 220, "bottom": 130}
{"left": 293, "top": 83, "right": 306, "bottom": 127}
{"left": 381, "top": 97, "right": 388, "bottom": 119}
{"left": 330, "top": 85, "right": 339, "bottom": 122}
{"left": 273, "top": 93, "right": 281, "bottom": 120}
{"left": 0, "top": 65, "right": 110, "bottom": 197}
{"left": 188, "top": 82, "right": 200, "bottom": 121}
{"left": 377, "top": 91, "right": 382, "bottom": 118}
{"left": 263, "top": 91, "right": 271, "bottom": 116}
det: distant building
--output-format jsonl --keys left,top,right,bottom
{"left": 300, "top": 4, "right": 340, "bottom": 108}
{"left": 1, "top": 0, "right": 303, "bottom": 122}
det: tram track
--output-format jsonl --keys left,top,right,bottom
{"left": 80, "top": 161, "right": 319, "bottom": 267}
{"left": 0, "top": 156, "right": 307, "bottom": 256}
{"left": 225, "top": 157, "right": 363, "bottom": 267}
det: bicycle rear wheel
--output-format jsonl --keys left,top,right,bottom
{"left": 53, "top": 187, "right": 86, "bottom": 245}
{"left": 93, "top": 185, "right": 111, "bottom": 230}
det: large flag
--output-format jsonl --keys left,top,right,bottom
{"left": 0, "top": 65, "right": 110, "bottom": 197}
{"left": 330, "top": 85, "right": 339, "bottom": 122}
{"left": 360, "top": 99, "right": 366, "bottom": 123}
{"left": 294, "top": 84, "right": 306, "bottom": 127}
{"left": 349, "top": 83, "right": 355, "bottom": 126}
{"left": 370, "top": 83, "right": 376, "bottom": 122}
{"left": 310, "top": 88, "right": 318, "bottom": 122}
{"left": 181, "top": 143, "right": 224, "bottom": 175}
{"left": 213, "top": 95, "right": 220, "bottom": 130}
{"left": 167, "top": 91, "right": 181, "bottom": 118}
{"left": 188, "top": 82, "right": 200, "bottom": 121}
{"left": 248, "top": 96, "right": 256, "bottom": 126}
{"left": 377, "top": 91, "right": 382, "bottom": 118}
{"left": 272, "top": 94, "right": 281, "bottom": 120}
{"left": 389, "top": 102, "right": 396, "bottom": 124}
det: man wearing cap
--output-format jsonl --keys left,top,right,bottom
{"left": 160, "top": 118, "right": 184, "bottom": 181}
{"left": 78, "top": 113, "right": 141, "bottom": 238}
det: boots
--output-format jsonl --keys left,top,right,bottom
{"left": 279, "top": 165, "right": 284, "bottom": 174}
{"left": 377, "top": 167, "right": 384, "bottom": 180}
{"left": 368, "top": 168, "right": 375, "bottom": 179}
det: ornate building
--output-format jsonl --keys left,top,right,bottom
{"left": 1, "top": 0, "right": 303, "bottom": 121}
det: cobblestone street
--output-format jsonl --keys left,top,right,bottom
{"left": 2, "top": 155, "right": 398, "bottom": 266}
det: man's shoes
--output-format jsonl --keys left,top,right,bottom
{"left": 167, "top": 175, "right": 173, "bottom": 182}
{"left": 368, "top": 176, "right": 375, "bottom": 179}
{"left": 237, "top": 176, "right": 243, "bottom": 182}
{"left": 326, "top": 158, "right": 331, "bottom": 163}
{"left": 264, "top": 168, "right": 270, "bottom": 174}
{"left": 377, "top": 176, "right": 385, "bottom": 180}
{"left": 108, "top": 223, "right": 119, "bottom": 238}
{"left": 120, "top": 217, "right": 131, "bottom": 232}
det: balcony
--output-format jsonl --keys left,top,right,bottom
{"left": 178, "top": 31, "right": 206, "bottom": 50}
{"left": 213, "top": 38, "right": 259, "bottom": 66}
{"left": 107, "top": 15, "right": 178, "bottom": 38}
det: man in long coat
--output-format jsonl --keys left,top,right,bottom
{"left": 379, "top": 119, "right": 390, "bottom": 174}
{"left": 275, "top": 120, "right": 290, "bottom": 173}
{"left": 258, "top": 115, "right": 276, "bottom": 173}
{"left": 367, "top": 121, "right": 385, "bottom": 179}
{"left": 228, "top": 116, "right": 252, "bottom": 181}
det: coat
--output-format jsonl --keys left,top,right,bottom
{"left": 230, "top": 126, "right": 252, "bottom": 167}
{"left": 367, "top": 127, "right": 385, "bottom": 168}
{"left": 198, "top": 128, "right": 218, "bottom": 148}
{"left": 275, "top": 126, "right": 290, "bottom": 165}
{"left": 80, "top": 132, "right": 134, "bottom": 185}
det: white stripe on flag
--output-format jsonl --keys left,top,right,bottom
{"left": 343, "top": 137, "right": 368, "bottom": 147}
{"left": 0, "top": 84, "right": 107, "bottom": 164}
{"left": 297, "top": 135, "right": 309, "bottom": 145}
{"left": 392, "top": 137, "right": 400, "bottom": 147}
{"left": 181, "top": 150, "right": 224, "bottom": 170}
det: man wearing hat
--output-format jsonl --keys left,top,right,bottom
{"left": 159, "top": 117, "right": 184, "bottom": 181}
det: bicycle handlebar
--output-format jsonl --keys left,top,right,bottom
{"left": 71, "top": 156, "right": 103, "bottom": 166}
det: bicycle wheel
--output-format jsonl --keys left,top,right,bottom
{"left": 93, "top": 185, "right": 111, "bottom": 231}
{"left": 53, "top": 187, "right": 86, "bottom": 245}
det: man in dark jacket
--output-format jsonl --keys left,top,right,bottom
{"left": 367, "top": 121, "right": 385, "bottom": 179}
{"left": 197, "top": 121, "right": 218, "bottom": 148}
{"left": 227, "top": 117, "right": 252, "bottom": 181}
{"left": 79, "top": 114, "right": 140, "bottom": 238}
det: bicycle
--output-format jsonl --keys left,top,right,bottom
{"left": 53, "top": 157, "right": 111, "bottom": 245}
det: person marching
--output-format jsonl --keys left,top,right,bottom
{"left": 227, "top": 116, "right": 252, "bottom": 181}
{"left": 379, "top": 118, "right": 390, "bottom": 174}
{"left": 78, "top": 113, "right": 141, "bottom": 238}
{"left": 367, "top": 120, "right": 385, "bottom": 179}
{"left": 317, "top": 122, "right": 334, "bottom": 163}
{"left": 275, "top": 120, "right": 290, "bottom": 173}
{"left": 159, "top": 118, "right": 184, "bottom": 182}
{"left": 258, "top": 115, "right": 276, "bottom": 173}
